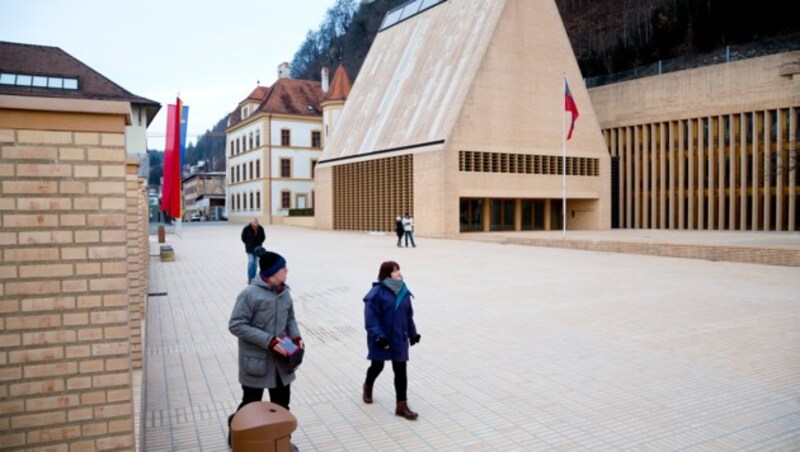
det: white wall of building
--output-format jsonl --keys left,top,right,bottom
{"left": 270, "top": 119, "right": 320, "bottom": 148}
{"left": 125, "top": 104, "right": 148, "bottom": 157}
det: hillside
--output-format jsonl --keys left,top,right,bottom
{"left": 158, "top": 0, "right": 798, "bottom": 188}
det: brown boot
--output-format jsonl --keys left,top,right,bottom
{"left": 395, "top": 401, "right": 418, "bottom": 420}
{"left": 362, "top": 384, "right": 373, "bottom": 404}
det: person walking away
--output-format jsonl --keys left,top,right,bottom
{"left": 228, "top": 247, "right": 304, "bottom": 446}
{"left": 362, "top": 260, "right": 421, "bottom": 420}
{"left": 241, "top": 218, "right": 265, "bottom": 283}
{"left": 402, "top": 213, "right": 416, "bottom": 247}
{"left": 394, "top": 216, "right": 404, "bottom": 248}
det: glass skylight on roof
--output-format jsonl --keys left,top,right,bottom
{"left": 0, "top": 72, "right": 79, "bottom": 90}
{"left": 399, "top": 0, "right": 423, "bottom": 21}
{"left": 379, "top": 0, "right": 446, "bottom": 32}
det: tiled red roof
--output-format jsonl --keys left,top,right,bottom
{"left": 246, "top": 86, "right": 269, "bottom": 101}
{"left": 260, "top": 78, "right": 323, "bottom": 116}
{"left": 0, "top": 41, "right": 158, "bottom": 106}
{"left": 324, "top": 64, "right": 352, "bottom": 102}
{"left": 227, "top": 78, "right": 323, "bottom": 128}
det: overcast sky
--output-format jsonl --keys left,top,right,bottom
{"left": 0, "top": 0, "right": 337, "bottom": 150}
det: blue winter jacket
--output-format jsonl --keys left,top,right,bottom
{"left": 363, "top": 281, "right": 417, "bottom": 362}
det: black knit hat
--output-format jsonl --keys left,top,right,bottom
{"left": 254, "top": 247, "right": 286, "bottom": 278}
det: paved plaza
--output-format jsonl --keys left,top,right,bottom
{"left": 139, "top": 223, "right": 800, "bottom": 451}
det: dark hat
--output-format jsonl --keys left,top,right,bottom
{"left": 254, "top": 247, "right": 286, "bottom": 278}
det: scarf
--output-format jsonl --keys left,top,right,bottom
{"left": 382, "top": 278, "right": 408, "bottom": 311}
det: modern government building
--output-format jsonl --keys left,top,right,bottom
{"left": 313, "top": 0, "right": 799, "bottom": 237}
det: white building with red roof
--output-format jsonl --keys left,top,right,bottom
{"left": 225, "top": 62, "right": 351, "bottom": 224}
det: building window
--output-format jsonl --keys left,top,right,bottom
{"left": 249, "top": 192, "right": 254, "bottom": 210}
{"left": 255, "top": 160, "right": 261, "bottom": 178}
{"left": 255, "top": 130, "right": 260, "bottom": 148}
{"left": 230, "top": 140, "right": 234, "bottom": 156}
{"left": 280, "top": 158, "right": 291, "bottom": 178}
{"left": 311, "top": 160, "right": 318, "bottom": 179}
{"left": 281, "top": 191, "right": 291, "bottom": 209}
{"left": 256, "top": 191, "right": 261, "bottom": 209}
{"left": 312, "top": 131, "right": 321, "bottom": 148}
{"left": 236, "top": 138, "right": 240, "bottom": 154}
{"left": 281, "top": 129, "right": 291, "bottom": 146}
{"left": 249, "top": 133, "right": 253, "bottom": 150}
{"left": 249, "top": 161, "right": 253, "bottom": 180}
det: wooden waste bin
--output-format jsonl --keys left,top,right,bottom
{"left": 159, "top": 245, "right": 174, "bottom": 262}
{"left": 231, "top": 402, "right": 297, "bottom": 452}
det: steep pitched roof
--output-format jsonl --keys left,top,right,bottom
{"left": 319, "top": 0, "right": 606, "bottom": 162}
{"left": 0, "top": 41, "right": 159, "bottom": 107}
{"left": 227, "top": 78, "right": 323, "bottom": 128}
{"left": 260, "top": 78, "right": 323, "bottom": 116}
{"left": 324, "top": 64, "right": 352, "bottom": 102}
{"left": 245, "top": 86, "right": 270, "bottom": 102}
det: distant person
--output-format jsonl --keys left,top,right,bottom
{"left": 362, "top": 260, "right": 421, "bottom": 420}
{"left": 241, "top": 218, "right": 266, "bottom": 283}
{"left": 228, "top": 247, "right": 304, "bottom": 446}
{"left": 394, "top": 216, "right": 404, "bottom": 248}
{"left": 402, "top": 213, "right": 416, "bottom": 248}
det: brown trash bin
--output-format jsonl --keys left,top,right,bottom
{"left": 157, "top": 225, "right": 165, "bottom": 243}
{"left": 231, "top": 402, "right": 297, "bottom": 452}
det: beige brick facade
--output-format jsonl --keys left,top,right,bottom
{"left": 316, "top": 0, "right": 610, "bottom": 237}
{"left": 0, "top": 102, "right": 145, "bottom": 449}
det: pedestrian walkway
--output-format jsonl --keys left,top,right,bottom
{"left": 139, "top": 224, "right": 800, "bottom": 450}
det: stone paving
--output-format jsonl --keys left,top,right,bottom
{"left": 139, "top": 223, "right": 800, "bottom": 451}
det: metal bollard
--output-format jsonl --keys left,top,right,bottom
{"left": 231, "top": 402, "right": 297, "bottom": 452}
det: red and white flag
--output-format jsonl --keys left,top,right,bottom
{"left": 565, "top": 80, "right": 580, "bottom": 140}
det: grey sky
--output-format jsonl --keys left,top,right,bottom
{"left": 0, "top": 0, "right": 336, "bottom": 150}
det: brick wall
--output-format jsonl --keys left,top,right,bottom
{"left": 126, "top": 160, "right": 147, "bottom": 370}
{"left": 0, "top": 127, "right": 136, "bottom": 450}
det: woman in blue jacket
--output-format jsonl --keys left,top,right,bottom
{"left": 362, "top": 260, "right": 421, "bottom": 420}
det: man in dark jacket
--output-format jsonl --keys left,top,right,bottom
{"left": 241, "top": 218, "right": 266, "bottom": 283}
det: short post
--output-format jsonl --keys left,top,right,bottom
{"left": 231, "top": 402, "right": 297, "bottom": 452}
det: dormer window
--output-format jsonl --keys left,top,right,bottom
{"left": 241, "top": 105, "right": 249, "bottom": 119}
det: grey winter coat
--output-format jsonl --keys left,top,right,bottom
{"left": 229, "top": 278, "right": 301, "bottom": 388}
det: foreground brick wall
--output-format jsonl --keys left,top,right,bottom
{"left": 0, "top": 127, "right": 135, "bottom": 450}
{"left": 126, "top": 160, "right": 147, "bottom": 370}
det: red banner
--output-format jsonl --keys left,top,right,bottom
{"left": 160, "top": 101, "right": 182, "bottom": 218}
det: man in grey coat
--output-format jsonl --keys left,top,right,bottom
{"left": 228, "top": 247, "right": 304, "bottom": 444}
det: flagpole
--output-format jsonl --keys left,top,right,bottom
{"left": 562, "top": 75, "right": 567, "bottom": 240}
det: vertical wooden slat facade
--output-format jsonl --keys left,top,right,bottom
{"left": 603, "top": 107, "right": 799, "bottom": 231}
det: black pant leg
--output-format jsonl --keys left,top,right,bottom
{"left": 268, "top": 372, "right": 291, "bottom": 410}
{"left": 237, "top": 385, "right": 264, "bottom": 411}
{"left": 365, "top": 360, "right": 385, "bottom": 386}
{"left": 392, "top": 361, "right": 408, "bottom": 403}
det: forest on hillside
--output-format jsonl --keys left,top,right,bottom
{"left": 158, "top": 0, "right": 799, "bottom": 187}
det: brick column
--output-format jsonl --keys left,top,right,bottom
{"left": 126, "top": 159, "right": 145, "bottom": 370}
{"left": 0, "top": 127, "right": 135, "bottom": 450}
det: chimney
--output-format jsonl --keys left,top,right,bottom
{"left": 277, "top": 62, "right": 290, "bottom": 79}
{"left": 321, "top": 65, "right": 330, "bottom": 93}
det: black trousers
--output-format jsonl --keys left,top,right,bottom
{"left": 237, "top": 374, "right": 291, "bottom": 412}
{"left": 365, "top": 360, "right": 407, "bottom": 403}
